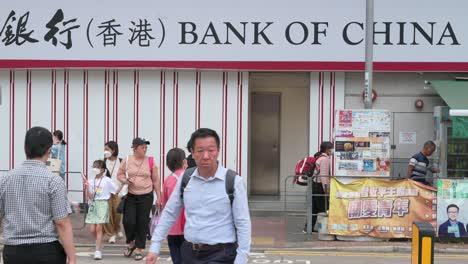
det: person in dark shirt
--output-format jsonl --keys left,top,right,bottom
{"left": 407, "top": 140, "right": 439, "bottom": 186}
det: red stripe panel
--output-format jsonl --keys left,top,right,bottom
{"left": 64, "top": 70, "right": 70, "bottom": 187}
{"left": 3, "top": 60, "right": 468, "bottom": 72}
{"left": 224, "top": 72, "right": 228, "bottom": 167}
{"left": 239, "top": 72, "right": 243, "bottom": 175}
{"left": 9, "top": 70, "right": 15, "bottom": 169}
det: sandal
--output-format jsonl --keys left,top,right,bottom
{"left": 134, "top": 253, "right": 144, "bottom": 261}
{"left": 124, "top": 246, "right": 137, "bottom": 257}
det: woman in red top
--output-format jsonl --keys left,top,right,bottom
{"left": 162, "top": 148, "right": 187, "bottom": 264}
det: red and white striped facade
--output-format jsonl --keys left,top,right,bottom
{"left": 0, "top": 69, "right": 344, "bottom": 200}
{"left": 0, "top": 69, "right": 249, "bottom": 199}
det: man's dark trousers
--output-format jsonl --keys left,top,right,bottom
{"left": 3, "top": 241, "right": 66, "bottom": 264}
{"left": 181, "top": 241, "right": 237, "bottom": 264}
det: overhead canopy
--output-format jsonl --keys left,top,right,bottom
{"left": 431, "top": 80, "right": 468, "bottom": 138}
{"left": 431, "top": 80, "right": 468, "bottom": 109}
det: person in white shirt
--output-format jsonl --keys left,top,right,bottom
{"left": 103, "top": 141, "right": 124, "bottom": 243}
{"left": 83, "top": 160, "right": 118, "bottom": 260}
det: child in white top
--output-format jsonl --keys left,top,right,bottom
{"left": 83, "top": 160, "right": 118, "bottom": 260}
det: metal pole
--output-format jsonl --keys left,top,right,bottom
{"left": 364, "top": 0, "right": 374, "bottom": 109}
{"left": 306, "top": 176, "right": 313, "bottom": 236}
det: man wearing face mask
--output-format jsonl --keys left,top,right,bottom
{"left": 103, "top": 141, "right": 124, "bottom": 244}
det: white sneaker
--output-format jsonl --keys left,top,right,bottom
{"left": 117, "top": 232, "right": 124, "bottom": 238}
{"left": 108, "top": 235, "right": 116, "bottom": 244}
{"left": 94, "top": 251, "right": 102, "bottom": 260}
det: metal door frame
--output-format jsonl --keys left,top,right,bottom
{"left": 249, "top": 91, "right": 282, "bottom": 196}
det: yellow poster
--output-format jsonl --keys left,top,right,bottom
{"left": 328, "top": 178, "right": 437, "bottom": 238}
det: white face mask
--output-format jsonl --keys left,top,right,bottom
{"left": 92, "top": 168, "right": 101, "bottom": 175}
{"left": 104, "top": 150, "right": 112, "bottom": 158}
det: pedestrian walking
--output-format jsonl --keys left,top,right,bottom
{"left": 102, "top": 141, "right": 125, "bottom": 244}
{"left": 84, "top": 159, "right": 119, "bottom": 260}
{"left": 0, "top": 127, "right": 76, "bottom": 264}
{"left": 146, "top": 128, "right": 251, "bottom": 264}
{"left": 407, "top": 140, "right": 440, "bottom": 186}
{"left": 51, "top": 130, "right": 67, "bottom": 180}
{"left": 303, "top": 141, "right": 333, "bottom": 233}
{"left": 118, "top": 137, "right": 161, "bottom": 261}
{"left": 162, "top": 148, "right": 188, "bottom": 264}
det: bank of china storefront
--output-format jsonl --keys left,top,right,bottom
{"left": 0, "top": 0, "right": 467, "bottom": 207}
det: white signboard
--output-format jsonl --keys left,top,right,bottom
{"left": 0, "top": 0, "right": 468, "bottom": 69}
{"left": 399, "top": 132, "right": 417, "bottom": 144}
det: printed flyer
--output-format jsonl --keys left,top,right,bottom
{"left": 334, "top": 110, "right": 391, "bottom": 177}
{"left": 437, "top": 179, "right": 468, "bottom": 238}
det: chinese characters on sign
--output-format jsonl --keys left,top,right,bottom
{"left": 0, "top": 9, "right": 164, "bottom": 49}
{"left": 437, "top": 179, "right": 468, "bottom": 238}
{"left": 329, "top": 178, "right": 437, "bottom": 238}
{"left": 334, "top": 110, "right": 392, "bottom": 177}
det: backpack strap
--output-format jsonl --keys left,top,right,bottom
{"left": 180, "top": 167, "right": 197, "bottom": 201}
{"left": 225, "top": 170, "right": 237, "bottom": 207}
{"left": 180, "top": 167, "right": 237, "bottom": 207}
{"left": 148, "top": 156, "right": 154, "bottom": 174}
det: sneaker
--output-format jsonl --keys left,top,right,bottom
{"left": 108, "top": 236, "right": 116, "bottom": 244}
{"left": 94, "top": 251, "right": 102, "bottom": 260}
{"left": 117, "top": 232, "right": 124, "bottom": 238}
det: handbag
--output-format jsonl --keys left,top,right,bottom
{"left": 47, "top": 145, "right": 62, "bottom": 176}
{"left": 116, "top": 196, "right": 126, "bottom": 214}
{"left": 117, "top": 156, "right": 130, "bottom": 214}
{"left": 149, "top": 209, "right": 160, "bottom": 238}
{"left": 118, "top": 156, "right": 130, "bottom": 198}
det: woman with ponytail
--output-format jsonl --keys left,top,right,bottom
{"left": 51, "top": 130, "right": 67, "bottom": 180}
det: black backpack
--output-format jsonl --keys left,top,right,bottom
{"left": 180, "top": 167, "right": 237, "bottom": 206}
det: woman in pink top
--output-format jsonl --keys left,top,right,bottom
{"left": 304, "top": 141, "right": 333, "bottom": 232}
{"left": 118, "top": 138, "right": 161, "bottom": 261}
{"left": 162, "top": 148, "right": 187, "bottom": 264}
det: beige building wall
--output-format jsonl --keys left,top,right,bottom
{"left": 249, "top": 72, "right": 310, "bottom": 202}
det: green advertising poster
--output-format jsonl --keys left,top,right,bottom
{"left": 437, "top": 180, "right": 468, "bottom": 238}
{"left": 452, "top": 116, "right": 468, "bottom": 139}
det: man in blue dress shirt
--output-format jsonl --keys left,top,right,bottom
{"left": 147, "top": 128, "right": 251, "bottom": 264}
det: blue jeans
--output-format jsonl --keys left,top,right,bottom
{"left": 168, "top": 235, "right": 185, "bottom": 264}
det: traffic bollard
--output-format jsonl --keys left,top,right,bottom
{"left": 412, "top": 221, "right": 434, "bottom": 264}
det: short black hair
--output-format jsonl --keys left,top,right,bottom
{"left": 423, "top": 140, "right": 436, "bottom": 149}
{"left": 25, "top": 127, "right": 53, "bottom": 159}
{"left": 186, "top": 139, "right": 193, "bottom": 153}
{"left": 93, "top": 159, "right": 107, "bottom": 170}
{"left": 166, "top": 148, "right": 186, "bottom": 172}
{"left": 105, "top": 141, "right": 119, "bottom": 157}
{"left": 190, "top": 128, "right": 220, "bottom": 149}
{"left": 447, "top": 204, "right": 459, "bottom": 213}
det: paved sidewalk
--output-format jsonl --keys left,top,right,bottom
{"left": 69, "top": 211, "right": 468, "bottom": 253}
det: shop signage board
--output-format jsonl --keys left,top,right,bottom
{"left": 1, "top": 0, "right": 468, "bottom": 70}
